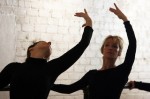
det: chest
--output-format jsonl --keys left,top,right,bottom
{"left": 88, "top": 69, "right": 127, "bottom": 90}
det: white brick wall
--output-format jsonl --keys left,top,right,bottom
{"left": 1, "top": 0, "right": 150, "bottom": 99}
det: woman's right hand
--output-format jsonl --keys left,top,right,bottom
{"left": 74, "top": 9, "right": 92, "bottom": 27}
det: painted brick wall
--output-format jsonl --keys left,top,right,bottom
{"left": 1, "top": 0, "right": 150, "bottom": 99}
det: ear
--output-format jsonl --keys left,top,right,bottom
{"left": 29, "top": 47, "right": 33, "bottom": 51}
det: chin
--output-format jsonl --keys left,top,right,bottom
{"left": 46, "top": 57, "right": 50, "bottom": 60}
{"left": 104, "top": 56, "right": 116, "bottom": 59}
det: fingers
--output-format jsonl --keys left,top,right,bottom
{"left": 109, "top": 8, "right": 119, "bottom": 15}
{"left": 110, "top": 3, "right": 119, "bottom": 13}
{"left": 75, "top": 9, "right": 88, "bottom": 17}
{"left": 74, "top": 12, "right": 84, "bottom": 17}
{"left": 114, "top": 3, "right": 119, "bottom": 10}
{"left": 110, "top": 3, "right": 128, "bottom": 21}
{"left": 74, "top": 9, "right": 88, "bottom": 18}
{"left": 109, "top": 4, "right": 120, "bottom": 15}
{"left": 109, "top": 8, "right": 116, "bottom": 13}
{"left": 74, "top": 9, "right": 92, "bottom": 27}
{"left": 84, "top": 9, "right": 88, "bottom": 14}
{"left": 109, "top": 3, "right": 120, "bottom": 12}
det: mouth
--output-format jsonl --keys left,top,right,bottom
{"left": 107, "top": 52, "right": 113, "bottom": 54}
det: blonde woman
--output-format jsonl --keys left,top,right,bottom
{"left": 52, "top": 3, "right": 136, "bottom": 99}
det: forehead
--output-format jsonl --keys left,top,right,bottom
{"left": 33, "top": 41, "right": 47, "bottom": 47}
{"left": 104, "top": 38, "right": 119, "bottom": 45}
{"left": 37, "top": 41, "right": 47, "bottom": 44}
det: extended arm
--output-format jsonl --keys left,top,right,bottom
{"left": 127, "top": 81, "right": 150, "bottom": 92}
{"left": 110, "top": 3, "right": 136, "bottom": 75}
{"left": 48, "top": 9, "right": 93, "bottom": 75}
{"left": 51, "top": 71, "right": 91, "bottom": 94}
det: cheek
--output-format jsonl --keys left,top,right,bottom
{"left": 47, "top": 47, "right": 51, "bottom": 54}
{"left": 116, "top": 47, "right": 120, "bottom": 51}
{"left": 101, "top": 48, "right": 105, "bottom": 54}
{"left": 103, "top": 46, "right": 107, "bottom": 51}
{"left": 50, "top": 47, "right": 52, "bottom": 53}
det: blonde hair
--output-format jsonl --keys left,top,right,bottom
{"left": 101, "top": 35, "right": 123, "bottom": 54}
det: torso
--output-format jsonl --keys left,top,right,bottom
{"left": 87, "top": 65, "right": 128, "bottom": 99}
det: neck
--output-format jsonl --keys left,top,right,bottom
{"left": 100, "top": 57, "right": 116, "bottom": 70}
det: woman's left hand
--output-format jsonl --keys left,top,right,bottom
{"left": 109, "top": 3, "right": 128, "bottom": 22}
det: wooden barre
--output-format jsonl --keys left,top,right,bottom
{"left": 0, "top": 86, "right": 130, "bottom": 91}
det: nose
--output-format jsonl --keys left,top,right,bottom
{"left": 108, "top": 46, "right": 113, "bottom": 50}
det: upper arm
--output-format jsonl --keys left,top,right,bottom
{"left": 122, "top": 21, "right": 136, "bottom": 75}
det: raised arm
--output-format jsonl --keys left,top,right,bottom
{"left": 48, "top": 9, "right": 93, "bottom": 75}
{"left": 109, "top": 3, "right": 136, "bottom": 74}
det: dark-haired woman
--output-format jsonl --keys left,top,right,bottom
{"left": 0, "top": 9, "right": 93, "bottom": 99}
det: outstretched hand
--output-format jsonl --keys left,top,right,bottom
{"left": 74, "top": 9, "right": 92, "bottom": 27}
{"left": 127, "top": 81, "right": 135, "bottom": 90}
{"left": 109, "top": 3, "right": 128, "bottom": 22}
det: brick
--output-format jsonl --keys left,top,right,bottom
{"left": 34, "top": 25, "right": 47, "bottom": 32}
{"left": 22, "top": 24, "right": 34, "bottom": 32}
{"left": 26, "top": 9, "right": 38, "bottom": 17}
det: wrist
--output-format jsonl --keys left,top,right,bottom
{"left": 86, "top": 21, "right": 92, "bottom": 27}
{"left": 85, "top": 17, "right": 92, "bottom": 27}
{"left": 85, "top": 17, "right": 92, "bottom": 22}
{"left": 134, "top": 81, "right": 142, "bottom": 88}
{"left": 122, "top": 17, "right": 128, "bottom": 22}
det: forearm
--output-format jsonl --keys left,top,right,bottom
{"left": 80, "top": 26, "right": 93, "bottom": 47}
{"left": 51, "top": 72, "right": 90, "bottom": 93}
{"left": 51, "top": 84, "right": 80, "bottom": 94}
{"left": 135, "top": 81, "right": 150, "bottom": 92}
{"left": 124, "top": 21, "right": 136, "bottom": 44}
{"left": 85, "top": 17, "right": 92, "bottom": 27}
{"left": 52, "top": 26, "right": 93, "bottom": 75}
